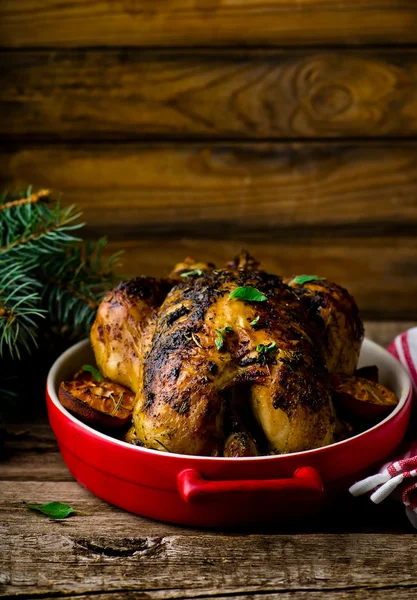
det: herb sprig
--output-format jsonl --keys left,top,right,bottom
{"left": 155, "top": 439, "right": 171, "bottom": 452}
{"left": 82, "top": 365, "right": 103, "bottom": 382}
{"left": 250, "top": 316, "right": 260, "bottom": 327}
{"left": 256, "top": 341, "right": 277, "bottom": 355}
{"left": 215, "top": 326, "right": 233, "bottom": 351}
{"left": 289, "top": 275, "right": 326, "bottom": 286}
{"left": 180, "top": 269, "right": 204, "bottom": 279}
{"left": 229, "top": 286, "right": 267, "bottom": 302}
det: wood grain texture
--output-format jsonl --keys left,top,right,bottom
{"left": 10, "top": 591, "right": 414, "bottom": 600}
{"left": 1, "top": 473, "right": 410, "bottom": 536}
{"left": 0, "top": 484, "right": 416, "bottom": 598}
{"left": 100, "top": 238, "right": 417, "bottom": 320}
{"left": 1, "top": 321, "right": 415, "bottom": 600}
{"left": 2, "top": 142, "right": 416, "bottom": 318}
{"left": 2, "top": 49, "right": 417, "bottom": 140}
{"left": 1, "top": 142, "right": 417, "bottom": 235}
{"left": 0, "top": 1, "right": 417, "bottom": 47}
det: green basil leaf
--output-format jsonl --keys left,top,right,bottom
{"left": 215, "top": 335, "right": 224, "bottom": 351}
{"left": 215, "top": 326, "right": 233, "bottom": 351}
{"left": 180, "top": 269, "right": 204, "bottom": 279}
{"left": 250, "top": 316, "right": 260, "bottom": 327}
{"left": 23, "top": 501, "right": 76, "bottom": 519}
{"left": 82, "top": 365, "right": 103, "bottom": 382}
{"left": 256, "top": 341, "right": 277, "bottom": 354}
{"left": 289, "top": 275, "right": 326, "bottom": 286}
{"left": 229, "top": 286, "right": 267, "bottom": 302}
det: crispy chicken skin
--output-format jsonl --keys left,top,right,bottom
{"left": 133, "top": 266, "right": 336, "bottom": 455}
{"left": 90, "top": 277, "right": 172, "bottom": 393}
{"left": 90, "top": 254, "right": 364, "bottom": 456}
{"left": 285, "top": 278, "right": 364, "bottom": 375}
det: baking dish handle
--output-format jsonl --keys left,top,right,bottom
{"left": 178, "top": 466, "right": 323, "bottom": 505}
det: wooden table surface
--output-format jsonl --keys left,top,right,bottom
{"left": 1, "top": 321, "right": 416, "bottom": 600}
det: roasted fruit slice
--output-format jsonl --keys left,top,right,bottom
{"left": 59, "top": 379, "right": 135, "bottom": 429}
{"left": 330, "top": 374, "right": 398, "bottom": 422}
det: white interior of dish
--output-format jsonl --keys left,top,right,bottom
{"left": 47, "top": 337, "right": 412, "bottom": 461}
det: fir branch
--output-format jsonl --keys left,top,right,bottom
{"left": 0, "top": 262, "right": 46, "bottom": 359}
{"left": 0, "top": 189, "right": 50, "bottom": 212}
{"left": 1, "top": 202, "right": 82, "bottom": 255}
{"left": 39, "top": 237, "right": 122, "bottom": 335}
{"left": 0, "top": 187, "right": 121, "bottom": 365}
{"left": 44, "top": 275, "right": 99, "bottom": 311}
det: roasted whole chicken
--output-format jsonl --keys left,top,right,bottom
{"left": 86, "top": 252, "right": 368, "bottom": 456}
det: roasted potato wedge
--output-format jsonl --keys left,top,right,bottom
{"left": 59, "top": 379, "right": 135, "bottom": 429}
{"left": 330, "top": 374, "right": 398, "bottom": 422}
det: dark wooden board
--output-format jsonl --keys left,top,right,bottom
{"left": 101, "top": 237, "right": 417, "bottom": 320}
{"left": 1, "top": 321, "right": 416, "bottom": 598}
{"left": 0, "top": 478, "right": 416, "bottom": 597}
{"left": 1, "top": 1, "right": 417, "bottom": 47}
{"left": 1, "top": 142, "right": 417, "bottom": 235}
{"left": 10, "top": 592, "right": 414, "bottom": 600}
{"left": 2, "top": 49, "right": 417, "bottom": 140}
{"left": 2, "top": 142, "right": 416, "bottom": 318}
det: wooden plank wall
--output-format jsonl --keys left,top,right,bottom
{"left": 0, "top": 2, "right": 417, "bottom": 320}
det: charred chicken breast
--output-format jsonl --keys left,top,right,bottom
{"left": 133, "top": 266, "right": 336, "bottom": 455}
{"left": 89, "top": 253, "right": 365, "bottom": 457}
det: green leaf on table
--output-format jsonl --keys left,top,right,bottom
{"left": 23, "top": 501, "right": 76, "bottom": 519}
{"left": 82, "top": 365, "right": 103, "bottom": 382}
{"left": 229, "top": 286, "right": 267, "bottom": 302}
{"left": 288, "top": 275, "right": 326, "bottom": 286}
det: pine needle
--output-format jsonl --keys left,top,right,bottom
{"left": 0, "top": 189, "right": 50, "bottom": 212}
{"left": 0, "top": 187, "right": 121, "bottom": 361}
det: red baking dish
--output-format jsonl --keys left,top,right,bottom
{"left": 46, "top": 338, "right": 412, "bottom": 527}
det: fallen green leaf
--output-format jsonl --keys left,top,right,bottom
{"left": 23, "top": 501, "right": 76, "bottom": 519}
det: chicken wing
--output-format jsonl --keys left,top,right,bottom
{"left": 285, "top": 277, "right": 363, "bottom": 375}
{"left": 90, "top": 277, "right": 172, "bottom": 393}
{"left": 90, "top": 254, "right": 366, "bottom": 457}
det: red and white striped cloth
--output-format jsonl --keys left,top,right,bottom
{"left": 349, "top": 327, "right": 417, "bottom": 528}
